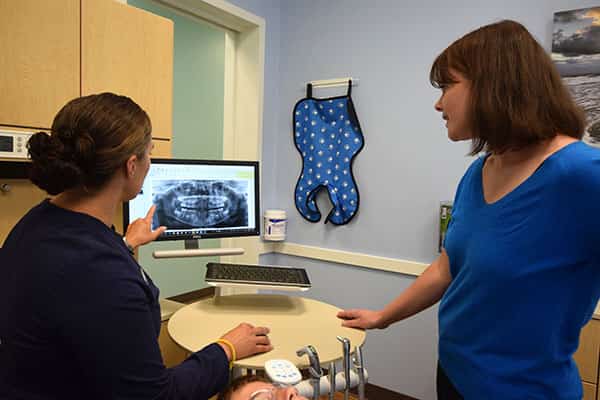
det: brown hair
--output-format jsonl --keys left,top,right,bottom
{"left": 27, "top": 93, "right": 152, "bottom": 195}
{"left": 217, "top": 375, "right": 271, "bottom": 400}
{"left": 430, "top": 20, "right": 585, "bottom": 155}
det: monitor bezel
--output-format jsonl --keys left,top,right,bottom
{"left": 123, "top": 158, "right": 260, "bottom": 241}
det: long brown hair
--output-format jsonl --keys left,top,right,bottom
{"left": 28, "top": 93, "right": 152, "bottom": 195}
{"left": 430, "top": 20, "right": 585, "bottom": 155}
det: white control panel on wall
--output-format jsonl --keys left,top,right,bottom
{"left": 0, "top": 130, "right": 34, "bottom": 159}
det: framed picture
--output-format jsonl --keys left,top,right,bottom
{"left": 552, "top": 7, "right": 600, "bottom": 148}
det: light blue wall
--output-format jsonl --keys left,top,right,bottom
{"left": 272, "top": 0, "right": 593, "bottom": 263}
{"left": 232, "top": 0, "right": 600, "bottom": 262}
{"left": 231, "top": 1, "right": 600, "bottom": 398}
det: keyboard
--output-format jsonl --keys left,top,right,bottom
{"left": 205, "top": 262, "right": 311, "bottom": 289}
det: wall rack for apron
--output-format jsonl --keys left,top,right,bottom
{"left": 304, "top": 77, "right": 360, "bottom": 90}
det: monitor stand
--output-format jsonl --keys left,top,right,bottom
{"left": 152, "top": 240, "right": 245, "bottom": 259}
{"left": 184, "top": 239, "right": 200, "bottom": 250}
{"left": 152, "top": 240, "right": 247, "bottom": 297}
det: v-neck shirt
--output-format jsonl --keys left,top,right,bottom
{"left": 440, "top": 141, "right": 600, "bottom": 399}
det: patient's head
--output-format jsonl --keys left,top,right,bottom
{"left": 218, "top": 375, "right": 308, "bottom": 400}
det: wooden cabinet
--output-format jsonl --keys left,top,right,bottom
{"left": 159, "top": 320, "right": 188, "bottom": 368}
{"left": 0, "top": 179, "right": 47, "bottom": 243}
{"left": 575, "top": 319, "right": 600, "bottom": 383}
{"left": 0, "top": 0, "right": 80, "bottom": 129}
{"left": 152, "top": 139, "right": 172, "bottom": 159}
{"left": 0, "top": 0, "right": 173, "bottom": 148}
{"left": 0, "top": 127, "right": 48, "bottom": 244}
{"left": 583, "top": 381, "right": 597, "bottom": 400}
{"left": 574, "top": 319, "right": 600, "bottom": 399}
{"left": 0, "top": 0, "right": 173, "bottom": 242}
{"left": 81, "top": 0, "right": 174, "bottom": 142}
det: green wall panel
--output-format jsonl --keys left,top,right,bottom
{"left": 129, "top": 0, "right": 225, "bottom": 297}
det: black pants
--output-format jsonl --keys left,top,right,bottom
{"left": 437, "top": 362, "right": 463, "bottom": 400}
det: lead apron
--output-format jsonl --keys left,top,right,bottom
{"left": 293, "top": 81, "right": 364, "bottom": 225}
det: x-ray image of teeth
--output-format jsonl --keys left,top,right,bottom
{"left": 152, "top": 180, "right": 249, "bottom": 230}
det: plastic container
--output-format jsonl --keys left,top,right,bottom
{"left": 263, "top": 210, "right": 287, "bottom": 241}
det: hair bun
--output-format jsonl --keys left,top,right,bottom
{"left": 72, "top": 131, "right": 96, "bottom": 167}
{"left": 27, "top": 131, "right": 84, "bottom": 195}
{"left": 27, "top": 93, "right": 152, "bottom": 194}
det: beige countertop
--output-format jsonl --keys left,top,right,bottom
{"left": 167, "top": 294, "right": 367, "bottom": 369}
{"left": 160, "top": 298, "right": 185, "bottom": 322}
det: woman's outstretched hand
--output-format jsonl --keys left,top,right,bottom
{"left": 219, "top": 323, "right": 273, "bottom": 361}
{"left": 337, "top": 309, "right": 388, "bottom": 330}
{"left": 125, "top": 205, "right": 166, "bottom": 248}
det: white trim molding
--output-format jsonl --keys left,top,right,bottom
{"left": 259, "top": 242, "right": 428, "bottom": 277}
{"left": 159, "top": 0, "right": 263, "bottom": 31}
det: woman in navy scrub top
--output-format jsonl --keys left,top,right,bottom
{"left": 338, "top": 20, "right": 600, "bottom": 399}
{"left": 0, "top": 93, "right": 272, "bottom": 400}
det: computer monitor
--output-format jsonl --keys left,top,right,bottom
{"left": 124, "top": 158, "right": 260, "bottom": 241}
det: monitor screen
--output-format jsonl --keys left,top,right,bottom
{"left": 124, "top": 158, "right": 260, "bottom": 241}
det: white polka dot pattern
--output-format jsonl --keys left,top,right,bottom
{"left": 293, "top": 96, "right": 364, "bottom": 225}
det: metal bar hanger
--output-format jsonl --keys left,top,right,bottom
{"left": 306, "top": 77, "right": 359, "bottom": 89}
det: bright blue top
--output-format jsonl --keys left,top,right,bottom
{"left": 440, "top": 141, "right": 600, "bottom": 399}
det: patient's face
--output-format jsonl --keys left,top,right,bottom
{"left": 230, "top": 381, "right": 308, "bottom": 400}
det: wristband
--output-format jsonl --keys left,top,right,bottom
{"left": 216, "top": 338, "right": 236, "bottom": 369}
{"left": 122, "top": 236, "right": 135, "bottom": 255}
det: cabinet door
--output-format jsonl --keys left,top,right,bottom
{"left": 159, "top": 321, "right": 188, "bottom": 368}
{"left": 574, "top": 319, "right": 600, "bottom": 383}
{"left": 81, "top": 0, "right": 173, "bottom": 141}
{"left": 0, "top": 127, "right": 49, "bottom": 244}
{"left": 0, "top": 181, "right": 47, "bottom": 244}
{"left": 582, "top": 381, "right": 596, "bottom": 400}
{"left": 0, "top": 0, "right": 79, "bottom": 129}
{"left": 152, "top": 139, "right": 172, "bottom": 159}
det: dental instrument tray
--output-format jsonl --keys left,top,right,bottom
{"left": 205, "top": 262, "right": 311, "bottom": 290}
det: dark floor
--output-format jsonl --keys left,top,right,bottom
{"left": 360, "top": 383, "right": 419, "bottom": 400}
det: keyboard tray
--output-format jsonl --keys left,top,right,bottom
{"left": 205, "top": 262, "right": 311, "bottom": 289}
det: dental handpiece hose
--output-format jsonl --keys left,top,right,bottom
{"left": 328, "top": 362, "right": 336, "bottom": 400}
{"left": 354, "top": 344, "right": 366, "bottom": 400}
{"left": 296, "top": 345, "right": 322, "bottom": 400}
{"left": 337, "top": 336, "right": 351, "bottom": 400}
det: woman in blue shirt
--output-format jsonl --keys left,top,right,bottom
{"left": 0, "top": 93, "right": 272, "bottom": 399}
{"left": 338, "top": 20, "right": 600, "bottom": 399}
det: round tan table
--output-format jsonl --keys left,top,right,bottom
{"left": 168, "top": 294, "right": 366, "bottom": 369}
